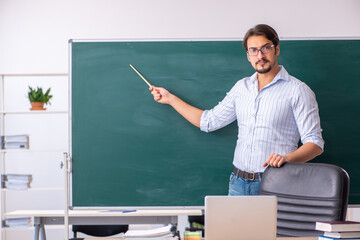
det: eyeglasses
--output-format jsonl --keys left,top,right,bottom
{"left": 247, "top": 45, "right": 275, "bottom": 56}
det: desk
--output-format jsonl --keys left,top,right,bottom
{"left": 4, "top": 210, "right": 318, "bottom": 240}
{"left": 278, "top": 239, "right": 316, "bottom": 240}
{"left": 5, "top": 209, "right": 203, "bottom": 240}
{"left": 68, "top": 238, "right": 317, "bottom": 240}
{"left": 3, "top": 209, "right": 320, "bottom": 240}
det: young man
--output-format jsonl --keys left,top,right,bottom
{"left": 149, "top": 24, "right": 324, "bottom": 195}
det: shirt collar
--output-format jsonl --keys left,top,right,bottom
{"left": 249, "top": 65, "right": 291, "bottom": 84}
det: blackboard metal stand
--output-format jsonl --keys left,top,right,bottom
{"left": 61, "top": 152, "right": 203, "bottom": 240}
{"left": 5, "top": 209, "right": 203, "bottom": 240}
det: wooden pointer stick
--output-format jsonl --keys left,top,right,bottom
{"left": 129, "top": 64, "right": 152, "bottom": 87}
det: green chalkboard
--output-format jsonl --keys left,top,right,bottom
{"left": 71, "top": 40, "right": 360, "bottom": 207}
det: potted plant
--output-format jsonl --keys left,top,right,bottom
{"left": 27, "top": 86, "right": 53, "bottom": 110}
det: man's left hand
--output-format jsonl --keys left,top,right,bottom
{"left": 263, "top": 153, "right": 288, "bottom": 167}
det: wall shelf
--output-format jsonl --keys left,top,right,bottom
{"left": 0, "top": 111, "right": 68, "bottom": 115}
{"left": 1, "top": 187, "right": 64, "bottom": 192}
{"left": 0, "top": 149, "right": 67, "bottom": 153}
{"left": 0, "top": 73, "right": 69, "bottom": 240}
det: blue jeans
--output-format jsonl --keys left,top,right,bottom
{"left": 228, "top": 172, "right": 261, "bottom": 196}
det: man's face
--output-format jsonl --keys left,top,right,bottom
{"left": 246, "top": 35, "right": 280, "bottom": 74}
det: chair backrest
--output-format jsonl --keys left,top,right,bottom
{"left": 258, "top": 162, "right": 349, "bottom": 237}
{"left": 72, "top": 224, "right": 129, "bottom": 238}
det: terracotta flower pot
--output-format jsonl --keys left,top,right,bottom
{"left": 30, "top": 102, "right": 46, "bottom": 110}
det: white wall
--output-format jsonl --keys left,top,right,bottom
{"left": 0, "top": 0, "right": 359, "bottom": 239}
{"left": 0, "top": 0, "right": 359, "bottom": 73}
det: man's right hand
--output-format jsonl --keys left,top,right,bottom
{"left": 148, "top": 86, "right": 203, "bottom": 128}
{"left": 150, "top": 86, "right": 173, "bottom": 105}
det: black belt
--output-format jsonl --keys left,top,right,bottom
{"left": 232, "top": 167, "right": 263, "bottom": 180}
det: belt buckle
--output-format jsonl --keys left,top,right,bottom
{"left": 248, "top": 171, "right": 255, "bottom": 181}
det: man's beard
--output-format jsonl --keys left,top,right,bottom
{"left": 255, "top": 59, "right": 272, "bottom": 74}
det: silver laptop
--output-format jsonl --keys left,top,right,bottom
{"left": 205, "top": 195, "right": 277, "bottom": 240}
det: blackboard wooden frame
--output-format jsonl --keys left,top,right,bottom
{"left": 69, "top": 39, "right": 360, "bottom": 208}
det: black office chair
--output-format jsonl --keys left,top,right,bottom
{"left": 70, "top": 224, "right": 129, "bottom": 240}
{"left": 259, "top": 162, "right": 349, "bottom": 237}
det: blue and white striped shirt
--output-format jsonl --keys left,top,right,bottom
{"left": 200, "top": 66, "right": 324, "bottom": 173}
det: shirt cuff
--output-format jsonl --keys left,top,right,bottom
{"left": 303, "top": 137, "right": 325, "bottom": 151}
{"left": 200, "top": 110, "right": 209, "bottom": 132}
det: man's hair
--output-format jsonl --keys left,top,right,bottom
{"left": 243, "top": 24, "right": 279, "bottom": 50}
